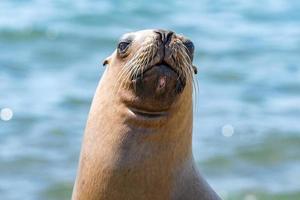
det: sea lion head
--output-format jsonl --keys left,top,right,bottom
{"left": 103, "top": 29, "right": 196, "bottom": 120}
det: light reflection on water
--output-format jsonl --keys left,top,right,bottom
{"left": 1, "top": 0, "right": 300, "bottom": 199}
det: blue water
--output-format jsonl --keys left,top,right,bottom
{"left": 1, "top": 0, "right": 300, "bottom": 199}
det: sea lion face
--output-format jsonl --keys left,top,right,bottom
{"left": 104, "top": 29, "right": 196, "bottom": 116}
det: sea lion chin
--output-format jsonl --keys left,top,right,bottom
{"left": 129, "top": 64, "right": 183, "bottom": 111}
{"left": 72, "top": 29, "right": 221, "bottom": 200}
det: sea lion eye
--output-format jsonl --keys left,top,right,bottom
{"left": 118, "top": 41, "right": 130, "bottom": 53}
{"left": 183, "top": 40, "right": 194, "bottom": 54}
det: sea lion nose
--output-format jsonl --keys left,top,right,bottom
{"left": 154, "top": 29, "right": 174, "bottom": 45}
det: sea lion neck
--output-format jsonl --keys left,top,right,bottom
{"left": 72, "top": 75, "right": 194, "bottom": 200}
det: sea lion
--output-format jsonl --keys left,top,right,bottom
{"left": 72, "top": 29, "right": 220, "bottom": 200}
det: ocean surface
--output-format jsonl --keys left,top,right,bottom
{"left": 1, "top": 0, "right": 300, "bottom": 199}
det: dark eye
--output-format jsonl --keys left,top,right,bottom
{"left": 118, "top": 41, "right": 130, "bottom": 53}
{"left": 183, "top": 40, "right": 194, "bottom": 54}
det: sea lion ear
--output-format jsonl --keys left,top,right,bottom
{"left": 193, "top": 65, "right": 198, "bottom": 74}
{"left": 102, "top": 59, "right": 109, "bottom": 66}
{"left": 102, "top": 56, "right": 111, "bottom": 66}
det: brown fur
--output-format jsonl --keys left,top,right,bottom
{"left": 72, "top": 30, "right": 221, "bottom": 200}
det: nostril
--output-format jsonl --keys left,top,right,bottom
{"left": 155, "top": 29, "right": 174, "bottom": 45}
{"left": 154, "top": 30, "right": 164, "bottom": 42}
{"left": 165, "top": 31, "right": 173, "bottom": 45}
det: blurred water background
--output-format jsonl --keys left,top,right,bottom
{"left": 1, "top": 0, "right": 300, "bottom": 199}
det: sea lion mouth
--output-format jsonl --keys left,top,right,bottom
{"left": 132, "top": 62, "right": 185, "bottom": 93}
{"left": 123, "top": 62, "right": 184, "bottom": 117}
{"left": 133, "top": 62, "right": 176, "bottom": 79}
